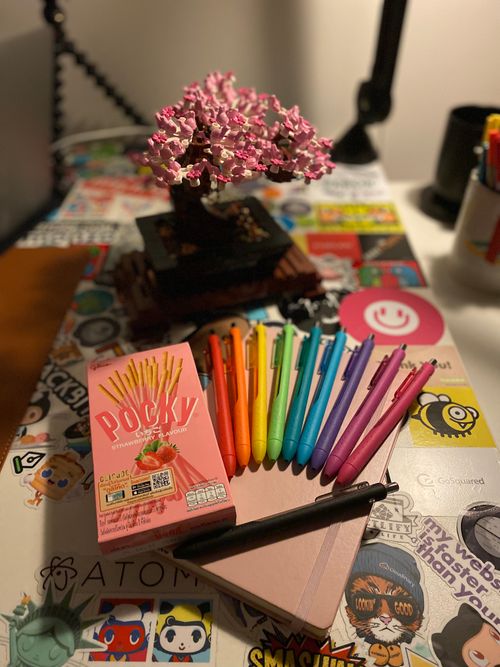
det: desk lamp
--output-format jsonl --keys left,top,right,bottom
{"left": 332, "top": 0, "right": 408, "bottom": 164}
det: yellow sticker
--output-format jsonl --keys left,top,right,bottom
{"left": 297, "top": 202, "right": 405, "bottom": 233}
{"left": 408, "top": 386, "right": 496, "bottom": 447}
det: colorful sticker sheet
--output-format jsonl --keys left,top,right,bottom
{"left": 1, "top": 160, "right": 499, "bottom": 667}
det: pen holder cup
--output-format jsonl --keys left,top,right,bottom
{"left": 450, "top": 171, "right": 500, "bottom": 293}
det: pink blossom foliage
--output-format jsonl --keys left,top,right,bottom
{"left": 141, "top": 71, "right": 335, "bottom": 194}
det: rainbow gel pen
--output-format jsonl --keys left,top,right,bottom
{"left": 267, "top": 323, "right": 295, "bottom": 460}
{"left": 248, "top": 323, "right": 267, "bottom": 464}
{"left": 295, "top": 328, "right": 347, "bottom": 466}
{"left": 311, "top": 334, "right": 374, "bottom": 471}
{"left": 323, "top": 343, "right": 406, "bottom": 479}
{"left": 282, "top": 325, "right": 322, "bottom": 461}
{"left": 337, "top": 359, "right": 437, "bottom": 485}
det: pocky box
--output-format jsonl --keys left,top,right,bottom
{"left": 87, "top": 343, "right": 235, "bottom": 555}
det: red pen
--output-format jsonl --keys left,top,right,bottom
{"left": 207, "top": 332, "right": 236, "bottom": 478}
{"left": 337, "top": 359, "right": 437, "bottom": 486}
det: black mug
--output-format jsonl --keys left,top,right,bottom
{"left": 420, "top": 105, "right": 500, "bottom": 224}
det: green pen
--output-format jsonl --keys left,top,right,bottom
{"left": 267, "top": 322, "right": 295, "bottom": 460}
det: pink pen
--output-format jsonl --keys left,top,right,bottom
{"left": 337, "top": 359, "right": 437, "bottom": 486}
{"left": 324, "top": 344, "right": 407, "bottom": 478}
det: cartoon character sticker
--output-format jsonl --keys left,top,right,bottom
{"left": 409, "top": 388, "right": 495, "bottom": 448}
{"left": 64, "top": 418, "right": 92, "bottom": 459}
{"left": 89, "top": 599, "right": 153, "bottom": 662}
{"left": 432, "top": 604, "right": 500, "bottom": 667}
{"left": 23, "top": 451, "right": 86, "bottom": 508}
{"left": 1, "top": 587, "right": 103, "bottom": 667}
{"left": 14, "top": 389, "right": 51, "bottom": 446}
{"left": 153, "top": 601, "right": 213, "bottom": 663}
{"left": 73, "top": 317, "right": 121, "bottom": 348}
{"left": 343, "top": 543, "right": 425, "bottom": 667}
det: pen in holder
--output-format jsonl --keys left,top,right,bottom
{"left": 450, "top": 170, "right": 500, "bottom": 293}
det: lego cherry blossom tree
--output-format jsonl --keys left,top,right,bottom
{"left": 140, "top": 71, "right": 334, "bottom": 245}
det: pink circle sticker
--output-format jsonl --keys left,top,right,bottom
{"left": 339, "top": 288, "right": 445, "bottom": 344}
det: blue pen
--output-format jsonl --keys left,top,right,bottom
{"left": 282, "top": 325, "right": 322, "bottom": 461}
{"left": 295, "top": 328, "right": 347, "bottom": 466}
{"left": 310, "top": 334, "right": 375, "bottom": 471}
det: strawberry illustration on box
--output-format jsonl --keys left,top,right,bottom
{"left": 87, "top": 343, "right": 235, "bottom": 556}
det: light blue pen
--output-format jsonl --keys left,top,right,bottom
{"left": 282, "top": 324, "right": 323, "bottom": 461}
{"left": 295, "top": 328, "right": 347, "bottom": 466}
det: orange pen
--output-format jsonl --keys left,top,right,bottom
{"left": 225, "top": 324, "right": 251, "bottom": 467}
{"left": 207, "top": 332, "right": 236, "bottom": 478}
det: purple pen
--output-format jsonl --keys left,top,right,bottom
{"left": 323, "top": 343, "right": 407, "bottom": 478}
{"left": 311, "top": 334, "right": 375, "bottom": 471}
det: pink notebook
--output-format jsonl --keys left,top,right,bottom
{"left": 163, "top": 327, "right": 405, "bottom": 637}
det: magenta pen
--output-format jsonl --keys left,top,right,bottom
{"left": 336, "top": 358, "right": 437, "bottom": 486}
{"left": 323, "top": 343, "right": 406, "bottom": 478}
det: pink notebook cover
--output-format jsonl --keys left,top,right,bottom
{"left": 166, "top": 328, "right": 405, "bottom": 637}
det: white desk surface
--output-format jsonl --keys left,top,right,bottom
{"left": 390, "top": 181, "right": 500, "bottom": 442}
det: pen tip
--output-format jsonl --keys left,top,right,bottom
{"left": 400, "top": 343, "right": 407, "bottom": 350}
{"left": 368, "top": 333, "right": 375, "bottom": 340}
{"left": 430, "top": 358, "right": 438, "bottom": 366}
{"left": 386, "top": 482, "right": 400, "bottom": 494}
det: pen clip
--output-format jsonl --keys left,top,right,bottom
{"left": 393, "top": 368, "right": 417, "bottom": 400}
{"left": 342, "top": 346, "right": 359, "bottom": 380}
{"left": 368, "top": 354, "right": 389, "bottom": 389}
{"left": 246, "top": 331, "right": 257, "bottom": 371}
{"left": 296, "top": 336, "right": 309, "bottom": 371}
{"left": 223, "top": 334, "right": 234, "bottom": 374}
{"left": 315, "top": 481, "right": 369, "bottom": 502}
{"left": 319, "top": 340, "right": 333, "bottom": 373}
{"left": 313, "top": 340, "right": 331, "bottom": 397}
{"left": 271, "top": 331, "right": 284, "bottom": 370}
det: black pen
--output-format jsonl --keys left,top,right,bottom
{"left": 172, "top": 481, "right": 399, "bottom": 560}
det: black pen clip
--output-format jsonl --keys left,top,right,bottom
{"left": 315, "top": 481, "right": 369, "bottom": 503}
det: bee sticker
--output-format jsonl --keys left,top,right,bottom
{"left": 409, "top": 388, "right": 495, "bottom": 447}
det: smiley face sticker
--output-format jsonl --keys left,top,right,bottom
{"left": 338, "top": 288, "right": 445, "bottom": 344}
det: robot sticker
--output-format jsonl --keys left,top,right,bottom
{"left": 89, "top": 598, "right": 153, "bottom": 662}
{"left": 279, "top": 288, "right": 352, "bottom": 335}
{"left": 153, "top": 600, "right": 213, "bottom": 663}
{"left": 409, "top": 388, "right": 495, "bottom": 448}
{"left": 342, "top": 543, "right": 425, "bottom": 667}
{"left": 1, "top": 586, "right": 104, "bottom": 667}
{"left": 431, "top": 604, "right": 500, "bottom": 667}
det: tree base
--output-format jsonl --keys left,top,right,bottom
{"left": 136, "top": 196, "right": 293, "bottom": 295}
{"left": 113, "top": 244, "right": 324, "bottom": 336}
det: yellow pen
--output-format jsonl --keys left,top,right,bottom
{"left": 248, "top": 323, "right": 267, "bottom": 464}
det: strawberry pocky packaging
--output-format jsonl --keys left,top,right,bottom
{"left": 87, "top": 343, "right": 235, "bottom": 555}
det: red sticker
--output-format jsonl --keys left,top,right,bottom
{"left": 339, "top": 288, "right": 445, "bottom": 344}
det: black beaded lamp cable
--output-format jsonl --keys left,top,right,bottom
{"left": 42, "top": 0, "right": 148, "bottom": 198}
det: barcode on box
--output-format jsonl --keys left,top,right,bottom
{"left": 151, "top": 469, "right": 173, "bottom": 491}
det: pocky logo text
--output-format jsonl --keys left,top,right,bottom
{"left": 95, "top": 392, "right": 198, "bottom": 444}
